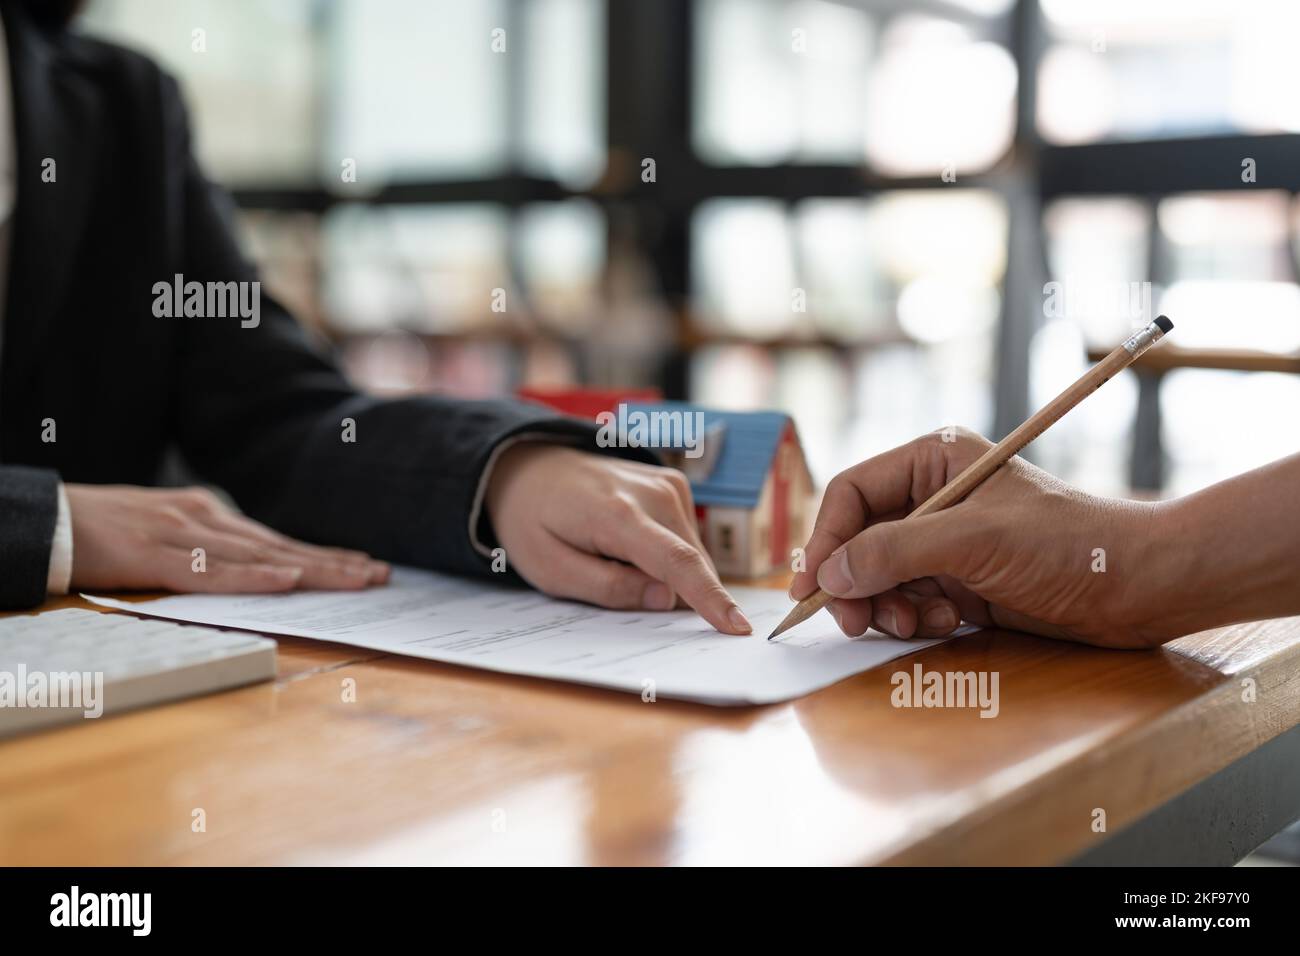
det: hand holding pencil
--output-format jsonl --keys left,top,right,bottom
{"left": 781, "top": 316, "right": 1180, "bottom": 649}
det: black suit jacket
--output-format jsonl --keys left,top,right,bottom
{"left": 0, "top": 3, "right": 626, "bottom": 609}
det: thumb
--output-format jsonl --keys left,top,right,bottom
{"left": 815, "top": 512, "right": 967, "bottom": 599}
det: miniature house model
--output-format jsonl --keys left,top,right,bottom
{"left": 518, "top": 390, "right": 815, "bottom": 580}
{"left": 622, "top": 403, "right": 814, "bottom": 580}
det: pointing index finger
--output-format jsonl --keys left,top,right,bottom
{"left": 607, "top": 515, "right": 752, "bottom": 635}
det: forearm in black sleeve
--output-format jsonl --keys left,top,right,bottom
{"left": 239, "top": 395, "right": 632, "bottom": 575}
{"left": 157, "top": 71, "right": 645, "bottom": 576}
{"left": 0, "top": 465, "right": 59, "bottom": 609}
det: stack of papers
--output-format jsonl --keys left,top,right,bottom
{"left": 87, "top": 567, "right": 957, "bottom": 705}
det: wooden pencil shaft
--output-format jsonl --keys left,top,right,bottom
{"left": 769, "top": 315, "right": 1172, "bottom": 640}
{"left": 911, "top": 344, "right": 1131, "bottom": 518}
{"left": 769, "top": 349, "right": 1127, "bottom": 638}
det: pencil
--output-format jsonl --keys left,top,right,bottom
{"left": 768, "top": 314, "right": 1174, "bottom": 641}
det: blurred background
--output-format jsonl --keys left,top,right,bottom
{"left": 80, "top": 0, "right": 1300, "bottom": 498}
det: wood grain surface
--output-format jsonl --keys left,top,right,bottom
{"left": 1, "top": 590, "right": 1297, "bottom": 865}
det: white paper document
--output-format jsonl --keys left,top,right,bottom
{"left": 85, "top": 568, "right": 954, "bottom": 705}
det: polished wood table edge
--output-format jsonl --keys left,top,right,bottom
{"left": 256, "top": 614, "right": 1300, "bottom": 866}
{"left": 5, "top": 596, "right": 1300, "bottom": 866}
{"left": 879, "top": 617, "right": 1300, "bottom": 865}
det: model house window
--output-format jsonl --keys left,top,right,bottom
{"left": 718, "top": 524, "right": 734, "bottom": 555}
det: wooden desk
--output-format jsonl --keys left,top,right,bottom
{"left": 2, "top": 592, "right": 1299, "bottom": 865}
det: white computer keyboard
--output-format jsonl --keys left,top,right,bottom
{"left": 0, "top": 608, "right": 276, "bottom": 737}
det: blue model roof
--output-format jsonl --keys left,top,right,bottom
{"left": 622, "top": 402, "right": 792, "bottom": 509}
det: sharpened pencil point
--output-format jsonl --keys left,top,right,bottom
{"left": 771, "top": 589, "right": 833, "bottom": 641}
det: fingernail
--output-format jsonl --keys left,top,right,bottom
{"left": 817, "top": 550, "right": 853, "bottom": 596}
{"left": 883, "top": 609, "right": 899, "bottom": 637}
{"left": 727, "top": 605, "right": 752, "bottom": 635}
{"left": 282, "top": 566, "right": 304, "bottom": 583}
{"left": 643, "top": 582, "right": 675, "bottom": 611}
{"left": 923, "top": 607, "right": 957, "bottom": 631}
{"left": 829, "top": 604, "right": 844, "bottom": 631}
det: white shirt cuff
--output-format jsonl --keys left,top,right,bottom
{"left": 468, "top": 431, "right": 581, "bottom": 559}
{"left": 46, "top": 482, "right": 73, "bottom": 595}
